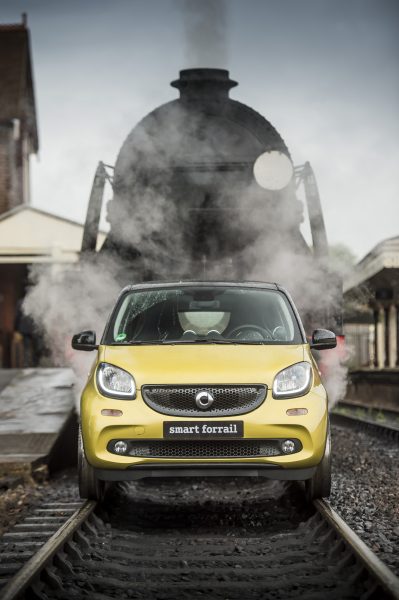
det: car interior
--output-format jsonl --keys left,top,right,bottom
{"left": 111, "top": 287, "right": 299, "bottom": 344}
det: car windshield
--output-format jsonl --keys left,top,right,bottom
{"left": 104, "top": 286, "right": 303, "bottom": 345}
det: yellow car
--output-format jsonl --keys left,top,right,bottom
{"left": 72, "top": 282, "right": 336, "bottom": 502}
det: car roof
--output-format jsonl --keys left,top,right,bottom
{"left": 120, "top": 281, "right": 285, "bottom": 294}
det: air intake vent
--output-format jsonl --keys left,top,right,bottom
{"left": 142, "top": 385, "right": 267, "bottom": 417}
{"left": 107, "top": 439, "right": 303, "bottom": 459}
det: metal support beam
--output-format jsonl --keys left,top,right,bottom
{"left": 81, "top": 162, "right": 107, "bottom": 254}
{"left": 301, "top": 162, "right": 328, "bottom": 258}
{"left": 397, "top": 305, "right": 399, "bottom": 367}
{"left": 384, "top": 306, "right": 390, "bottom": 367}
{"left": 373, "top": 309, "right": 378, "bottom": 368}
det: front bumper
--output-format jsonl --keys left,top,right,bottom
{"left": 95, "top": 463, "right": 317, "bottom": 481}
{"left": 81, "top": 382, "right": 328, "bottom": 473}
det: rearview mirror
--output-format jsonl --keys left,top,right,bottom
{"left": 71, "top": 330, "right": 98, "bottom": 351}
{"left": 310, "top": 329, "right": 336, "bottom": 350}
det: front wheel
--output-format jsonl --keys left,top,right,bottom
{"left": 305, "top": 422, "right": 331, "bottom": 502}
{"left": 78, "top": 425, "right": 105, "bottom": 501}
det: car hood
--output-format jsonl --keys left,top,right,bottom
{"left": 101, "top": 344, "right": 306, "bottom": 389}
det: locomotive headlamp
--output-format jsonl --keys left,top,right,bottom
{"left": 273, "top": 362, "right": 312, "bottom": 399}
{"left": 253, "top": 150, "right": 293, "bottom": 190}
{"left": 97, "top": 363, "right": 136, "bottom": 399}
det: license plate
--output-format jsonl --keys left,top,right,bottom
{"left": 163, "top": 421, "right": 243, "bottom": 439}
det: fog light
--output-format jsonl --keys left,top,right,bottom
{"left": 286, "top": 408, "right": 308, "bottom": 416}
{"left": 281, "top": 439, "right": 296, "bottom": 454}
{"left": 114, "top": 440, "right": 128, "bottom": 454}
{"left": 101, "top": 409, "right": 123, "bottom": 417}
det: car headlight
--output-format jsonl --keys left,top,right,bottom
{"left": 97, "top": 362, "right": 136, "bottom": 399}
{"left": 272, "top": 362, "right": 312, "bottom": 399}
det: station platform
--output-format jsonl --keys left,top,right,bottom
{"left": 0, "top": 369, "right": 77, "bottom": 475}
{"left": 346, "top": 369, "right": 399, "bottom": 411}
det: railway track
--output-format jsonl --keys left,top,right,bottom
{"left": 1, "top": 479, "right": 399, "bottom": 600}
{"left": 332, "top": 403, "right": 399, "bottom": 441}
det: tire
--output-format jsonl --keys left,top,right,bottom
{"left": 78, "top": 424, "right": 105, "bottom": 501}
{"left": 305, "top": 422, "right": 331, "bottom": 502}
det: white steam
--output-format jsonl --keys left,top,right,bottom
{"left": 319, "top": 344, "right": 352, "bottom": 408}
{"left": 179, "top": 0, "right": 229, "bottom": 67}
{"left": 23, "top": 255, "right": 122, "bottom": 404}
{"left": 22, "top": 64, "right": 349, "bottom": 407}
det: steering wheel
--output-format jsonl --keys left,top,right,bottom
{"left": 228, "top": 324, "right": 273, "bottom": 341}
{"left": 272, "top": 325, "right": 287, "bottom": 341}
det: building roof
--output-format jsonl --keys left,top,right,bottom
{"left": 0, "top": 205, "right": 106, "bottom": 263}
{"left": 0, "top": 18, "right": 38, "bottom": 152}
{"left": 344, "top": 235, "right": 399, "bottom": 293}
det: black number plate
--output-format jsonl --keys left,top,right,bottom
{"left": 163, "top": 421, "right": 243, "bottom": 439}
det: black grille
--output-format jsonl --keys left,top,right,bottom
{"left": 142, "top": 385, "right": 267, "bottom": 417}
{"left": 107, "top": 439, "right": 302, "bottom": 458}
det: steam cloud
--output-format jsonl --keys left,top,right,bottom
{"left": 24, "top": 255, "right": 122, "bottom": 402}
{"left": 23, "top": 45, "right": 348, "bottom": 407}
{"left": 23, "top": 149, "right": 349, "bottom": 410}
{"left": 179, "top": 0, "right": 229, "bottom": 67}
{"left": 320, "top": 345, "right": 351, "bottom": 408}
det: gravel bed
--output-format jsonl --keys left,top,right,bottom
{"left": 330, "top": 424, "right": 399, "bottom": 575}
{"left": 0, "top": 477, "right": 41, "bottom": 537}
{"left": 0, "top": 469, "right": 81, "bottom": 593}
{"left": 104, "top": 477, "right": 311, "bottom": 534}
{"left": 0, "top": 468, "right": 79, "bottom": 537}
{"left": 33, "top": 467, "right": 80, "bottom": 504}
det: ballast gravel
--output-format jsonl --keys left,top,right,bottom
{"left": 330, "top": 423, "right": 399, "bottom": 575}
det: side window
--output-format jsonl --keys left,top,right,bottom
{"left": 274, "top": 296, "right": 295, "bottom": 341}
{"left": 113, "top": 296, "right": 131, "bottom": 341}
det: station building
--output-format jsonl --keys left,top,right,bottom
{"left": 0, "top": 18, "right": 104, "bottom": 366}
{"left": 343, "top": 235, "right": 399, "bottom": 408}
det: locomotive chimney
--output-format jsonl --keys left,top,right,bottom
{"left": 171, "top": 68, "right": 237, "bottom": 102}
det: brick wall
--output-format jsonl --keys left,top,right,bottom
{"left": 0, "top": 124, "right": 12, "bottom": 215}
{"left": 0, "top": 264, "right": 27, "bottom": 366}
{"left": 0, "top": 121, "right": 23, "bottom": 215}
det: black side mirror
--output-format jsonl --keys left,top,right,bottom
{"left": 310, "top": 329, "right": 337, "bottom": 350}
{"left": 71, "top": 330, "right": 98, "bottom": 351}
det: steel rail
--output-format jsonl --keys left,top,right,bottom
{"left": 337, "top": 401, "right": 399, "bottom": 421}
{"left": 2, "top": 496, "right": 399, "bottom": 599}
{"left": 331, "top": 410, "right": 399, "bottom": 440}
{"left": 0, "top": 500, "right": 97, "bottom": 600}
{"left": 315, "top": 499, "right": 399, "bottom": 600}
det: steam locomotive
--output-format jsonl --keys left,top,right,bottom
{"left": 81, "top": 68, "right": 342, "bottom": 334}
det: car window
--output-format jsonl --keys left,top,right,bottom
{"left": 106, "top": 286, "right": 302, "bottom": 345}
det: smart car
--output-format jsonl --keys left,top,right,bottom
{"left": 72, "top": 281, "right": 336, "bottom": 502}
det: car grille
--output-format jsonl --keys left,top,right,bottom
{"left": 107, "top": 439, "right": 302, "bottom": 458}
{"left": 141, "top": 385, "right": 267, "bottom": 417}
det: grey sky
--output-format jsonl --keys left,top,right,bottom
{"left": 1, "top": 0, "right": 398, "bottom": 260}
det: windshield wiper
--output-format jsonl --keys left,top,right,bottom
{"left": 178, "top": 339, "right": 269, "bottom": 345}
{"left": 166, "top": 338, "right": 233, "bottom": 344}
{"left": 111, "top": 338, "right": 268, "bottom": 346}
{"left": 110, "top": 340, "right": 163, "bottom": 345}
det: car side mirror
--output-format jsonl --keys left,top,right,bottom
{"left": 71, "top": 330, "right": 98, "bottom": 351}
{"left": 310, "top": 329, "right": 337, "bottom": 350}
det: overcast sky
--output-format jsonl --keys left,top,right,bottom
{"left": 2, "top": 0, "right": 398, "bottom": 260}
